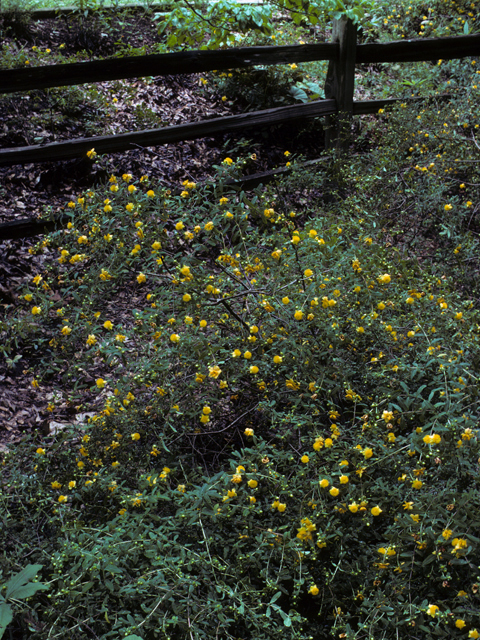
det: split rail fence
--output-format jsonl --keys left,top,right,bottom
{"left": 0, "top": 14, "right": 479, "bottom": 239}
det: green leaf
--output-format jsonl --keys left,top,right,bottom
{"left": 5, "top": 565, "right": 44, "bottom": 600}
{"left": 6, "top": 584, "right": 47, "bottom": 600}
{"left": 0, "top": 603, "right": 14, "bottom": 638}
{"left": 105, "top": 564, "right": 123, "bottom": 574}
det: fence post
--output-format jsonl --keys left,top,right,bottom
{"left": 324, "top": 17, "right": 357, "bottom": 153}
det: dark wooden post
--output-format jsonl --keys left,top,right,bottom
{"left": 324, "top": 17, "right": 357, "bottom": 153}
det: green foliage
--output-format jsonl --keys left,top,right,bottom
{"left": 1, "top": 6, "right": 480, "bottom": 638}
{"left": 0, "top": 565, "right": 48, "bottom": 639}
{"left": 2, "top": 81, "right": 480, "bottom": 637}
{"left": 0, "top": 0, "right": 38, "bottom": 39}
{"left": 157, "top": 0, "right": 375, "bottom": 50}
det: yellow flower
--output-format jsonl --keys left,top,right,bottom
{"left": 363, "top": 448, "right": 373, "bottom": 459}
{"left": 243, "top": 351, "right": 252, "bottom": 360}
{"left": 304, "top": 269, "right": 313, "bottom": 278}
{"left": 294, "top": 310, "right": 304, "bottom": 320}
{"left": 61, "top": 326, "right": 72, "bottom": 336}
{"left": 96, "top": 378, "right": 106, "bottom": 388}
{"left": 36, "top": 447, "right": 45, "bottom": 455}
{"left": 51, "top": 481, "right": 61, "bottom": 489}
{"left": 309, "top": 585, "right": 319, "bottom": 595}
{"left": 209, "top": 365, "right": 222, "bottom": 378}
{"left": 329, "top": 487, "right": 339, "bottom": 497}
{"left": 68, "top": 481, "right": 76, "bottom": 490}
{"left": 219, "top": 197, "right": 229, "bottom": 205}
{"left": 285, "top": 378, "right": 300, "bottom": 391}
{"left": 319, "top": 479, "right": 329, "bottom": 488}
{"left": 182, "top": 293, "right": 191, "bottom": 302}
{"left": 451, "top": 537, "right": 468, "bottom": 551}
{"left": 249, "top": 365, "right": 259, "bottom": 374}
{"left": 371, "top": 506, "right": 382, "bottom": 516}
{"left": 339, "top": 475, "right": 349, "bottom": 484}
{"left": 444, "top": 204, "right": 453, "bottom": 211}
{"left": 273, "top": 355, "right": 283, "bottom": 364}
{"left": 247, "top": 479, "right": 258, "bottom": 488}
{"left": 205, "top": 221, "right": 214, "bottom": 231}
{"left": 469, "top": 630, "right": 480, "bottom": 639}
{"left": 131, "top": 432, "right": 140, "bottom": 441}
{"left": 31, "top": 306, "right": 42, "bottom": 315}
{"left": 301, "top": 455, "right": 309, "bottom": 464}
{"left": 456, "top": 620, "right": 466, "bottom": 629}
{"left": 282, "top": 297, "right": 290, "bottom": 304}
{"left": 244, "top": 428, "right": 254, "bottom": 436}
{"left": 137, "top": 273, "right": 146, "bottom": 284}
{"left": 277, "top": 503, "right": 286, "bottom": 512}
{"left": 175, "top": 221, "right": 185, "bottom": 231}
{"left": 412, "top": 480, "right": 423, "bottom": 489}
{"left": 58, "top": 495, "right": 67, "bottom": 503}
{"left": 378, "top": 274, "right": 391, "bottom": 284}
{"left": 427, "top": 604, "right": 439, "bottom": 617}
{"left": 103, "top": 320, "right": 113, "bottom": 330}
{"left": 348, "top": 503, "right": 358, "bottom": 513}
{"left": 170, "top": 333, "right": 180, "bottom": 343}
{"left": 232, "top": 349, "right": 241, "bottom": 357}
{"left": 200, "top": 415, "right": 210, "bottom": 424}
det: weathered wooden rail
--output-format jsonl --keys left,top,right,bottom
{"left": 0, "top": 30, "right": 478, "bottom": 166}
{"left": 0, "top": 18, "right": 478, "bottom": 239}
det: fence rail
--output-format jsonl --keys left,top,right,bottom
{"left": 1, "top": 17, "right": 478, "bottom": 239}
{"left": 0, "top": 25, "right": 478, "bottom": 167}
{"left": 1, "top": 35, "right": 479, "bottom": 95}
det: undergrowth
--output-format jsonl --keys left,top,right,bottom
{"left": 1, "top": 83, "right": 480, "bottom": 639}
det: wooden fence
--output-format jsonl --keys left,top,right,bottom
{"left": 0, "top": 18, "right": 479, "bottom": 240}
{"left": 0, "top": 23, "right": 479, "bottom": 166}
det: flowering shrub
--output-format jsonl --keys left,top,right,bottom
{"left": 1, "top": 73, "right": 480, "bottom": 639}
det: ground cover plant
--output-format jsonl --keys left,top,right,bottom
{"left": 1, "top": 1, "right": 480, "bottom": 639}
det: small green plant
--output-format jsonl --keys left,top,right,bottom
{"left": 0, "top": 0, "right": 37, "bottom": 39}
{"left": 0, "top": 565, "right": 48, "bottom": 639}
{"left": 158, "top": 0, "right": 377, "bottom": 50}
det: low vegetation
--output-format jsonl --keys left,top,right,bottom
{"left": 1, "top": 0, "right": 480, "bottom": 638}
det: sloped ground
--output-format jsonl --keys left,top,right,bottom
{"left": 0, "top": 9, "right": 326, "bottom": 449}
